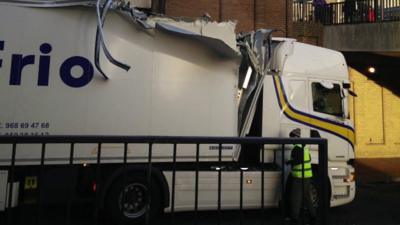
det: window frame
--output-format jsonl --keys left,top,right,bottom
{"left": 309, "top": 80, "right": 345, "bottom": 118}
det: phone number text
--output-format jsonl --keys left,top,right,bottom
{"left": 0, "top": 122, "right": 50, "bottom": 129}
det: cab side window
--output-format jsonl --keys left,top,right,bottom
{"left": 312, "top": 82, "right": 343, "bottom": 117}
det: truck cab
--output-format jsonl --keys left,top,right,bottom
{"left": 263, "top": 39, "right": 355, "bottom": 206}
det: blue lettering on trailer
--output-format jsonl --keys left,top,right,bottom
{"left": 38, "top": 43, "right": 52, "bottom": 86}
{"left": 60, "top": 56, "right": 94, "bottom": 88}
{"left": 9, "top": 54, "right": 35, "bottom": 85}
{"left": 1, "top": 40, "right": 95, "bottom": 88}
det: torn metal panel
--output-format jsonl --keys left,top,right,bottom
{"left": 202, "top": 21, "right": 237, "bottom": 55}
{"left": 155, "top": 22, "right": 199, "bottom": 36}
{"left": 155, "top": 22, "right": 239, "bottom": 58}
{"left": 268, "top": 39, "right": 295, "bottom": 73}
{"left": 128, "top": 0, "right": 151, "bottom": 8}
{"left": 147, "top": 17, "right": 237, "bottom": 51}
{"left": 130, "top": 8, "right": 152, "bottom": 28}
{"left": 233, "top": 29, "right": 274, "bottom": 160}
{"left": 238, "top": 29, "right": 274, "bottom": 75}
{"left": 237, "top": 29, "right": 274, "bottom": 136}
{"left": 253, "top": 29, "right": 274, "bottom": 74}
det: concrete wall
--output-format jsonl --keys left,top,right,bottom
{"left": 324, "top": 22, "right": 400, "bottom": 51}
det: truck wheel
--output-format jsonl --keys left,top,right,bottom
{"left": 310, "top": 173, "right": 331, "bottom": 209}
{"left": 106, "top": 174, "right": 161, "bottom": 225}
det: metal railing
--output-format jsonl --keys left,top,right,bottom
{"left": 293, "top": 0, "right": 400, "bottom": 25}
{"left": 0, "top": 136, "right": 329, "bottom": 225}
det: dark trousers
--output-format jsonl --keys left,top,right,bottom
{"left": 290, "top": 177, "right": 317, "bottom": 222}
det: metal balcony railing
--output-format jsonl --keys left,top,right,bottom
{"left": 293, "top": 0, "right": 400, "bottom": 25}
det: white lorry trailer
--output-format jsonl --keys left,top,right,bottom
{"left": 0, "top": 0, "right": 355, "bottom": 223}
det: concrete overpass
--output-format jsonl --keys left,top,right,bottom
{"left": 323, "top": 20, "right": 400, "bottom": 96}
{"left": 324, "top": 22, "right": 400, "bottom": 53}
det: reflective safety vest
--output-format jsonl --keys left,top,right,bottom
{"left": 291, "top": 144, "right": 313, "bottom": 179}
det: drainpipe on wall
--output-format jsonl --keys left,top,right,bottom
{"left": 219, "top": 0, "right": 223, "bottom": 22}
{"left": 286, "top": 0, "right": 289, "bottom": 37}
{"left": 159, "top": 0, "right": 165, "bottom": 14}
{"left": 254, "top": 0, "right": 257, "bottom": 30}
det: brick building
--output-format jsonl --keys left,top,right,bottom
{"left": 154, "top": 0, "right": 322, "bottom": 44}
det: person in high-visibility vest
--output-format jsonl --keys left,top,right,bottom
{"left": 287, "top": 128, "right": 316, "bottom": 225}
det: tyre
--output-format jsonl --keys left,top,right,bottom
{"left": 283, "top": 175, "right": 320, "bottom": 219}
{"left": 106, "top": 173, "right": 162, "bottom": 225}
{"left": 309, "top": 173, "right": 332, "bottom": 209}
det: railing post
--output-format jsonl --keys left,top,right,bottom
{"left": 318, "top": 140, "right": 329, "bottom": 225}
{"left": 194, "top": 143, "right": 200, "bottom": 225}
{"left": 145, "top": 143, "right": 153, "bottom": 225}
{"left": 66, "top": 143, "right": 75, "bottom": 225}
{"left": 36, "top": 143, "right": 46, "bottom": 225}
{"left": 7, "top": 143, "right": 17, "bottom": 225}
{"left": 239, "top": 168, "right": 244, "bottom": 225}
{"left": 171, "top": 143, "right": 177, "bottom": 225}
{"left": 280, "top": 144, "right": 286, "bottom": 225}
{"left": 217, "top": 143, "right": 222, "bottom": 225}
{"left": 301, "top": 144, "right": 305, "bottom": 225}
{"left": 94, "top": 143, "right": 102, "bottom": 225}
{"left": 122, "top": 142, "right": 128, "bottom": 225}
{"left": 261, "top": 144, "right": 265, "bottom": 225}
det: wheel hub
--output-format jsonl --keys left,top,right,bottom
{"left": 118, "top": 183, "right": 148, "bottom": 218}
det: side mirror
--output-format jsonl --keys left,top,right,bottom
{"left": 343, "top": 82, "right": 351, "bottom": 89}
{"left": 348, "top": 90, "right": 358, "bottom": 97}
{"left": 343, "top": 81, "right": 357, "bottom": 97}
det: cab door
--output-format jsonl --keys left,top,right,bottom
{"left": 308, "top": 79, "right": 350, "bottom": 161}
